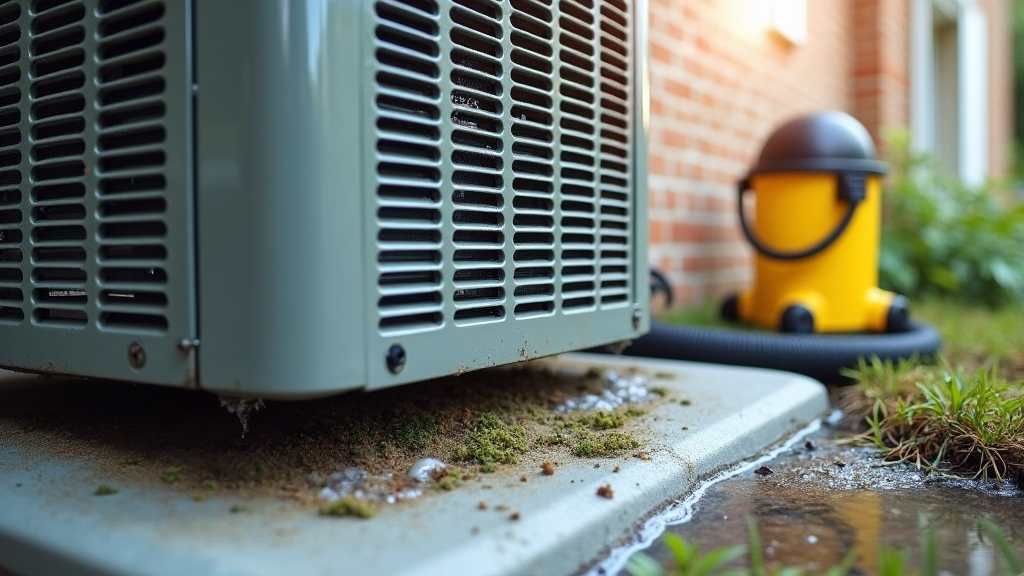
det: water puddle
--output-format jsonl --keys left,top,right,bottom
{"left": 588, "top": 418, "right": 824, "bottom": 575}
{"left": 591, "top": 417, "right": 1024, "bottom": 575}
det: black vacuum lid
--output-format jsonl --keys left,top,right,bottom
{"left": 750, "top": 111, "right": 888, "bottom": 175}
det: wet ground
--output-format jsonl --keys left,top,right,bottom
{"left": 623, "top": 424, "right": 1024, "bottom": 575}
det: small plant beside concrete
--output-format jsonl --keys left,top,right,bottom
{"left": 841, "top": 357, "right": 1024, "bottom": 485}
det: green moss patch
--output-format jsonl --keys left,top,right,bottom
{"left": 453, "top": 412, "right": 527, "bottom": 470}
{"left": 319, "top": 496, "right": 377, "bottom": 519}
{"left": 538, "top": 409, "right": 643, "bottom": 457}
{"left": 94, "top": 484, "right": 118, "bottom": 496}
{"left": 572, "top": 432, "right": 640, "bottom": 457}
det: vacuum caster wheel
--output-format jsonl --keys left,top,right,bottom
{"left": 886, "top": 295, "right": 910, "bottom": 333}
{"left": 781, "top": 304, "right": 815, "bottom": 333}
{"left": 721, "top": 293, "right": 739, "bottom": 323}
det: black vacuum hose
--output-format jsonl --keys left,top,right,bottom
{"left": 622, "top": 320, "right": 942, "bottom": 383}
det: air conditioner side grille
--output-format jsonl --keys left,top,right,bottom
{"left": 449, "top": 0, "right": 506, "bottom": 325}
{"left": 29, "top": 0, "right": 89, "bottom": 327}
{"left": 374, "top": 0, "right": 445, "bottom": 334}
{"left": 597, "top": 0, "right": 631, "bottom": 305}
{"left": 0, "top": 0, "right": 191, "bottom": 383}
{"left": 509, "top": 0, "right": 556, "bottom": 319}
{"left": 0, "top": 1, "right": 22, "bottom": 324}
{"left": 94, "top": 0, "right": 169, "bottom": 332}
{"left": 371, "top": 0, "right": 635, "bottom": 337}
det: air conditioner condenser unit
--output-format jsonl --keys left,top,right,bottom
{"left": 0, "top": 0, "right": 649, "bottom": 398}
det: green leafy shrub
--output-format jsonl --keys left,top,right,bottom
{"left": 879, "top": 130, "right": 1024, "bottom": 307}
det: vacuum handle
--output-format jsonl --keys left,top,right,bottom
{"left": 737, "top": 173, "right": 863, "bottom": 261}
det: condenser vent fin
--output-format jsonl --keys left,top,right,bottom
{"left": 509, "top": 0, "right": 556, "bottom": 319}
{"left": 94, "top": 0, "right": 169, "bottom": 333}
{"left": 374, "top": 0, "right": 445, "bottom": 335}
{"left": 28, "top": 0, "right": 89, "bottom": 327}
{"left": 556, "top": 0, "right": 599, "bottom": 313}
{"left": 596, "top": 0, "right": 631, "bottom": 306}
{"left": 448, "top": 0, "right": 506, "bottom": 326}
{"left": 0, "top": 1, "right": 22, "bottom": 324}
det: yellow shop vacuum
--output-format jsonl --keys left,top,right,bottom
{"left": 722, "top": 111, "right": 909, "bottom": 334}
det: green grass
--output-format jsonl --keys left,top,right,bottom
{"left": 626, "top": 517, "right": 1019, "bottom": 576}
{"left": 658, "top": 301, "right": 731, "bottom": 329}
{"left": 912, "top": 298, "right": 1024, "bottom": 378}
{"left": 841, "top": 358, "right": 1024, "bottom": 485}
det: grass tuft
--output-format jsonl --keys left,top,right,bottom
{"left": 842, "top": 357, "right": 1024, "bottom": 485}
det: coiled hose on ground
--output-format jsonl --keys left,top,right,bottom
{"left": 624, "top": 269, "right": 943, "bottom": 383}
{"left": 621, "top": 319, "right": 941, "bottom": 383}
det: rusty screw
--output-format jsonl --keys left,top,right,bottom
{"left": 128, "top": 342, "right": 146, "bottom": 369}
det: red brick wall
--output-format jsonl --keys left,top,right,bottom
{"left": 647, "top": 0, "right": 1013, "bottom": 308}
{"left": 851, "top": 0, "right": 910, "bottom": 149}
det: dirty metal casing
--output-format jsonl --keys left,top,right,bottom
{"left": 0, "top": 0, "right": 649, "bottom": 398}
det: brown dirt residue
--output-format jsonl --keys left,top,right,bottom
{"left": 0, "top": 361, "right": 658, "bottom": 500}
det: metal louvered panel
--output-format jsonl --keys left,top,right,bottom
{"left": 29, "top": 0, "right": 89, "bottom": 328}
{"left": 374, "top": 0, "right": 445, "bottom": 335}
{"left": 0, "top": 2, "right": 22, "bottom": 325}
{"left": 448, "top": 0, "right": 506, "bottom": 326}
{"left": 95, "top": 0, "right": 171, "bottom": 332}
{"left": 596, "top": 0, "right": 632, "bottom": 305}
{"left": 372, "top": 0, "right": 636, "bottom": 339}
{"left": 509, "top": 0, "right": 557, "bottom": 319}
{"left": 0, "top": 0, "right": 194, "bottom": 385}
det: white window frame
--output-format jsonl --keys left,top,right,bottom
{"left": 910, "top": 0, "right": 988, "bottom": 186}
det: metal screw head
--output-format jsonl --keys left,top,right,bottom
{"left": 631, "top": 304, "right": 642, "bottom": 329}
{"left": 128, "top": 342, "right": 147, "bottom": 369}
{"left": 386, "top": 344, "right": 406, "bottom": 375}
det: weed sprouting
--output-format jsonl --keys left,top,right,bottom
{"left": 842, "top": 357, "right": 1024, "bottom": 486}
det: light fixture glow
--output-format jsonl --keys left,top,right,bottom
{"left": 771, "top": 0, "right": 807, "bottom": 45}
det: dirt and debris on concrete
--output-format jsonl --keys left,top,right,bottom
{"left": 0, "top": 359, "right": 665, "bottom": 509}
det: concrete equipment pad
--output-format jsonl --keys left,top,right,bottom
{"left": 0, "top": 353, "right": 828, "bottom": 576}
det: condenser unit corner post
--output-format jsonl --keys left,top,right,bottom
{"left": 195, "top": 1, "right": 371, "bottom": 398}
{"left": 633, "top": 0, "right": 651, "bottom": 339}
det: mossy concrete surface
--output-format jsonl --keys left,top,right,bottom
{"left": 0, "top": 354, "right": 827, "bottom": 576}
